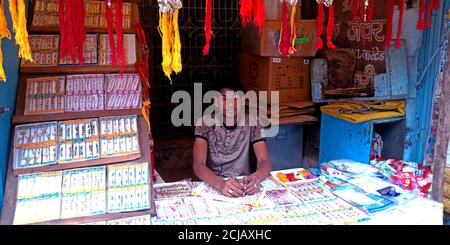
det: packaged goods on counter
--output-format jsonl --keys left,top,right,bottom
{"left": 60, "top": 166, "right": 107, "bottom": 219}
{"left": 271, "top": 168, "right": 318, "bottom": 185}
{"left": 24, "top": 76, "right": 65, "bottom": 115}
{"left": 13, "top": 122, "right": 58, "bottom": 169}
{"left": 105, "top": 74, "right": 142, "bottom": 110}
{"left": 107, "top": 162, "right": 150, "bottom": 213}
{"left": 13, "top": 171, "right": 63, "bottom": 224}
{"left": 153, "top": 180, "right": 194, "bottom": 200}
{"left": 57, "top": 118, "right": 100, "bottom": 163}
{"left": 99, "top": 115, "right": 140, "bottom": 158}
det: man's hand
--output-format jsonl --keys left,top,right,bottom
{"left": 219, "top": 178, "right": 245, "bottom": 198}
{"left": 243, "top": 174, "right": 261, "bottom": 195}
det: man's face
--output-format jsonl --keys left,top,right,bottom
{"left": 217, "top": 88, "right": 243, "bottom": 125}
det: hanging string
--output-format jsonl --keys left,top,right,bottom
{"left": 424, "top": 0, "right": 433, "bottom": 28}
{"left": 417, "top": 0, "right": 426, "bottom": 30}
{"left": 315, "top": 1, "right": 324, "bottom": 50}
{"left": 203, "top": 0, "right": 212, "bottom": 55}
{"left": 0, "top": 0, "right": 11, "bottom": 81}
{"left": 240, "top": 0, "right": 253, "bottom": 27}
{"left": 289, "top": 3, "right": 297, "bottom": 54}
{"left": 384, "top": 0, "right": 394, "bottom": 48}
{"left": 172, "top": 9, "right": 182, "bottom": 74}
{"left": 8, "top": 0, "right": 32, "bottom": 61}
{"left": 58, "top": 0, "right": 86, "bottom": 64}
{"left": 253, "top": 0, "right": 266, "bottom": 33}
{"left": 395, "top": 0, "right": 405, "bottom": 48}
{"left": 351, "top": 0, "right": 359, "bottom": 21}
{"left": 368, "top": 0, "right": 374, "bottom": 21}
{"left": 326, "top": 4, "right": 336, "bottom": 48}
{"left": 159, "top": 12, "right": 173, "bottom": 80}
{"left": 279, "top": 1, "right": 290, "bottom": 55}
{"left": 105, "top": 0, "right": 127, "bottom": 72}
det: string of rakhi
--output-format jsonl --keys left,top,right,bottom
{"left": 105, "top": 0, "right": 127, "bottom": 72}
{"left": 315, "top": 0, "right": 335, "bottom": 50}
{"left": 58, "top": 0, "right": 86, "bottom": 64}
{"left": 417, "top": 0, "right": 440, "bottom": 30}
{"left": 8, "top": 0, "right": 32, "bottom": 61}
{"left": 239, "top": 0, "right": 266, "bottom": 32}
{"left": 158, "top": 0, "right": 182, "bottom": 82}
{"left": 203, "top": 0, "right": 212, "bottom": 55}
{"left": 278, "top": 0, "right": 300, "bottom": 56}
{"left": 0, "top": 0, "right": 11, "bottom": 82}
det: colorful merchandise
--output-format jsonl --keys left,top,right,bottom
{"left": 105, "top": 73, "right": 142, "bottom": 110}
{"left": 14, "top": 171, "right": 63, "bottom": 224}
{"left": 85, "top": 1, "right": 132, "bottom": 29}
{"left": 65, "top": 74, "right": 105, "bottom": 112}
{"left": 58, "top": 0, "right": 86, "bottom": 64}
{"left": 183, "top": 196, "right": 220, "bottom": 218}
{"left": 60, "top": 166, "right": 107, "bottom": 218}
{"left": 417, "top": 0, "right": 441, "bottom": 30}
{"left": 99, "top": 115, "right": 140, "bottom": 158}
{"left": 57, "top": 118, "right": 100, "bottom": 163}
{"left": 371, "top": 132, "right": 383, "bottom": 161}
{"left": 239, "top": 0, "right": 265, "bottom": 32}
{"left": 288, "top": 182, "right": 336, "bottom": 203}
{"left": 315, "top": 0, "right": 335, "bottom": 49}
{"left": 332, "top": 184, "right": 396, "bottom": 213}
{"left": 59, "top": 34, "right": 98, "bottom": 65}
{"left": 21, "top": 35, "right": 59, "bottom": 66}
{"left": 153, "top": 180, "right": 193, "bottom": 200}
{"left": 24, "top": 76, "right": 65, "bottom": 115}
{"left": 155, "top": 197, "right": 190, "bottom": 220}
{"left": 107, "top": 162, "right": 150, "bottom": 212}
{"left": 271, "top": 168, "right": 317, "bottom": 184}
{"left": 13, "top": 122, "right": 58, "bottom": 169}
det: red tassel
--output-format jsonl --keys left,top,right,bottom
{"left": 425, "top": 0, "right": 433, "bottom": 28}
{"left": 326, "top": 5, "right": 336, "bottom": 48}
{"left": 351, "top": 0, "right": 359, "bottom": 21}
{"left": 417, "top": 0, "right": 425, "bottom": 30}
{"left": 315, "top": 2, "right": 324, "bottom": 50}
{"left": 395, "top": 0, "right": 405, "bottom": 48}
{"left": 279, "top": 1, "right": 290, "bottom": 55}
{"left": 105, "top": 0, "right": 127, "bottom": 71}
{"left": 368, "top": 0, "right": 375, "bottom": 21}
{"left": 74, "top": 0, "right": 86, "bottom": 64}
{"left": 58, "top": 0, "right": 85, "bottom": 64}
{"left": 203, "top": 0, "right": 212, "bottom": 55}
{"left": 359, "top": 0, "right": 365, "bottom": 21}
{"left": 385, "top": 0, "right": 394, "bottom": 48}
{"left": 240, "top": 0, "right": 253, "bottom": 27}
{"left": 433, "top": 0, "right": 440, "bottom": 9}
{"left": 105, "top": 1, "right": 117, "bottom": 66}
{"left": 252, "top": 0, "right": 265, "bottom": 33}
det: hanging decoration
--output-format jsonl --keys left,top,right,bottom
{"left": 278, "top": 0, "right": 299, "bottom": 56}
{"left": 58, "top": 0, "right": 86, "bottom": 64}
{"left": 315, "top": 0, "right": 335, "bottom": 50}
{"left": 135, "top": 22, "right": 156, "bottom": 182}
{"left": 158, "top": 0, "right": 183, "bottom": 82}
{"left": 1, "top": 0, "right": 11, "bottom": 82}
{"left": 384, "top": 0, "right": 394, "bottom": 48}
{"left": 239, "top": 0, "right": 265, "bottom": 32}
{"left": 203, "top": 0, "right": 212, "bottom": 55}
{"left": 8, "top": 0, "right": 32, "bottom": 62}
{"left": 395, "top": 0, "right": 404, "bottom": 48}
{"left": 105, "top": 0, "right": 126, "bottom": 72}
{"left": 417, "top": 0, "right": 441, "bottom": 30}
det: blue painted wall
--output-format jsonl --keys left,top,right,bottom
{"left": 410, "top": 2, "right": 447, "bottom": 163}
{"left": 0, "top": 0, "right": 22, "bottom": 213}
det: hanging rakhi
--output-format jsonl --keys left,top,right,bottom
{"left": 288, "top": 0, "right": 298, "bottom": 55}
{"left": 8, "top": 0, "right": 32, "bottom": 62}
{"left": 279, "top": 0, "right": 290, "bottom": 55}
{"left": 1, "top": 0, "right": 11, "bottom": 82}
{"left": 203, "top": 0, "right": 212, "bottom": 55}
{"left": 417, "top": 0, "right": 441, "bottom": 30}
{"left": 158, "top": 0, "right": 182, "bottom": 82}
{"left": 395, "top": 0, "right": 405, "bottom": 48}
{"left": 384, "top": 0, "right": 394, "bottom": 48}
{"left": 315, "top": 0, "right": 335, "bottom": 50}
{"left": 240, "top": 0, "right": 265, "bottom": 32}
{"left": 105, "top": 0, "right": 126, "bottom": 72}
{"left": 58, "top": 0, "right": 86, "bottom": 64}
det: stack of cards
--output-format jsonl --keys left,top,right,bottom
{"left": 65, "top": 74, "right": 105, "bottom": 112}
{"left": 57, "top": 118, "right": 100, "bottom": 163}
{"left": 183, "top": 197, "right": 220, "bottom": 218}
{"left": 61, "top": 166, "right": 107, "bottom": 219}
{"left": 13, "top": 122, "right": 58, "bottom": 169}
{"left": 31, "top": 0, "right": 59, "bottom": 28}
{"left": 153, "top": 181, "right": 194, "bottom": 200}
{"left": 288, "top": 182, "right": 337, "bottom": 203}
{"left": 85, "top": 1, "right": 132, "bottom": 30}
{"left": 98, "top": 34, "right": 136, "bottom": 65}
{"left": 106, "top": 215, "right": 151, "bottom": 225}
{"left": 99, "top": 115, "right": 140, "bottom": 158}
{"left": 22, "top": 35, "right": 59, "bottom": 66}
{"left": 105, "top": 73, "right": 142, "bottom": 110}
{"left": 155, "top": 198, "right": 191, "bottom": 220}
{"left": 13, "top": 171, "right": 63, "bottom": 224}
{"left": 59, "top": 34, "right": 98, "bottom": 65}
{"left": 107, "top": 162, "right": 150, "bottom": 213}
{"left": 24, "top": 76, "right": 65, "bottom": 115}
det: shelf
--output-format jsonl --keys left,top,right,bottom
{"left": 20, "top": 65, "right": 137, "bottom": 75}
{"left": 0, "top": 117, "right": 155, "bottom": 225}
{"left": 13, "top": 109, "right": 142, "bottom": 124}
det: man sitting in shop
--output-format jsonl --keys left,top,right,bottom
{"left": 193, "top": 75, "right": 272, "bottom": 198}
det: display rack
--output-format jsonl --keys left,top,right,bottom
{"left": 0, "top": 0, "right": 155, "bottom": 225}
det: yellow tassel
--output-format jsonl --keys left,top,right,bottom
{"left": 158, "top": 12, "right": 173, "bottom": 82}
{"left": 172, "top": 9, "right": 182, "bottom": 74}
{"left": 1, "top": 0, "right": 11, "bottom": 82}
{"left": 9, "top": 0, "right": 32, "bottom": 62}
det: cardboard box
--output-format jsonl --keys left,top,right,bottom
{"left": 263, "top": 0, "right": 302, "bottom": 20}
{"left": 241, "top": 20, "right": 317, "bottom": 57}
{"left": 239, "top": 53, "right": 311, "bottom": 103}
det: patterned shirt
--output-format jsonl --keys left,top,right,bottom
{"left": 194, "top": 116, "right": 265, "bottom": 177}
